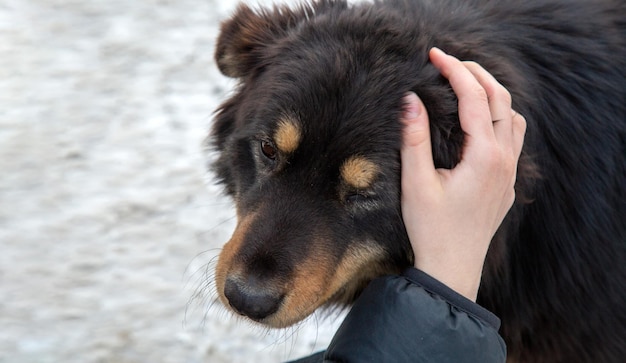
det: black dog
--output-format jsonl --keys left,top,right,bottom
{"left": 210, "top": 0, "right": 626, "bottom": 361}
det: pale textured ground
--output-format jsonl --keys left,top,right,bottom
{"left": 0, "top": 1, "right": 345, "bottom": 362}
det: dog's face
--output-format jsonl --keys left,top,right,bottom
{"left": 211, "top": 2, "right": 465, "bottom": 328}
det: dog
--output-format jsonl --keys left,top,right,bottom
{"left": 209, "top": 0, "right": 626, "bottom": 361}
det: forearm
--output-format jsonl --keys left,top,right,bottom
{"left": 322, "top": 269, "right": 506, "bottom": 363}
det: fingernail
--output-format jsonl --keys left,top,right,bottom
{"left": 402, "top": 92, "right": 421, "bottom": 120}
{"left": 430, "top": 47, "right": 446, "bottom": 56}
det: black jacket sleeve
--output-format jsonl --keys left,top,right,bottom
{"left": 289, "top": 268, "right": 506, "bottom": 363}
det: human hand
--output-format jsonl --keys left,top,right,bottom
{"left": 400, "top": 48, "right": 526, "bottom": 301}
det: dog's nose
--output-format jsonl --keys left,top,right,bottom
{"left": 223, "top": 277, "right": 284, "bottom": 320}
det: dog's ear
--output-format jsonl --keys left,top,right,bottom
{"left": 215, "top": 1, "right": 343, "bottom": 78}
{"left": 214, "top": 4, "right": 307, "bottom": 78}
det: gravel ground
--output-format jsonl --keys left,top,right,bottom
{"left": 0, "top": 1, "right": 344, "bottom": 362}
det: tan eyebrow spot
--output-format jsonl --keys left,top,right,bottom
{"left": 340, "top": 156, "right": 379, "bottom": 189}
{"left": 274, "top": 117, "right": 301, "bottom": 154}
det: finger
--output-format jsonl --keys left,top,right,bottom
{"left": 511, "top": 110, "right": 527, "bottom": 160}
{"left": 429, "top": 47, "right": 494, "bottom": 141}
{"left": 400, "top": 92, "right": 439, "bottom": 195}
{"left": 463, "top": 61, "right": 514, "bottom": 148}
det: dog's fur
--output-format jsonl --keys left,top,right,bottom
{"left": 210, "top": 0, "right": 626, "bottom": 361}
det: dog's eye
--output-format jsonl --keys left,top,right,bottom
{"left": 260, "top": 140, "right": 277, "bottom": 160}
{"left": 345, "top": 193, "right": 367, "bottom": 204}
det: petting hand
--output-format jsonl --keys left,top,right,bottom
{"left": 400, "top": 48, "right": 526, "bottom": 301}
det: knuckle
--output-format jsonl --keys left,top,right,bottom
{"left": 514, "top": 112, "right": 527, "bottom": 130}
{"left": 512, "top": 113, "right": 528, "bottom": 140}
{"left": 474, "top": 86, "right": 489, "bottom": 103}
{"left": 483, "top": 145, "right": 517, "bottom": 175}
{"left": 501, "top": 88, "right": 513, "bottom": 105}
{"left": 463, "top": 60, "right": 481, "bottom": 70}
{"left": 506, "top": 189, "right": 516, "bottom": 208}
{"left": 503, "top": 154, "right": 517, "bottom": 175}
{"left": 403, "top": 124, "right": 430, "bottom": 147}
{"left": 492, "top": 85, "right": 512, "bottom": 105}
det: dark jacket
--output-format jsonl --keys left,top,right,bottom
{"left": 289, "top": 268, "right": 506, "bottom": 363}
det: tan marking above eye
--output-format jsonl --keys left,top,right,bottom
{"left": 274, "top": 117, "right": 301, "bottom": 154}
{"left": 340, "top": 156, "right": 379, "bottom": 189}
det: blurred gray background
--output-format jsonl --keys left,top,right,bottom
{"left": 0, "top": 1, "right": 344, "bottom": 362}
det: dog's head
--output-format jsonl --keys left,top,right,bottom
{"left": 210, "top": 0, "right": 468, "bottom": 328}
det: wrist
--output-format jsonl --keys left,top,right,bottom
{"left": 413, "top": 258, "right": 484, "bottom": 301}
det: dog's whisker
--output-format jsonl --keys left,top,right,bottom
{"left": 183, "top": 252, "right": 220, "bottom": 284}
{"left": 199, "top": 215, "right": 237, "bottom": 235}
{"left": 312, "top": 312, "right": 321, "bottom": 355}
{"left": 189, "top": 201, "right": 234, "bottom": 209}
{"left": 285, "top": 324, "right": 301, "bottom": 358}
{"left": 183, "top": 250, "right": 223, "bottom": 329}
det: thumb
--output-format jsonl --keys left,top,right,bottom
{"left": 401, "top": 92, "right": 438, "bottom": 191}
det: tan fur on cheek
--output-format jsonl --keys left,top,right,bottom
{"left": 340, "top": 156, "right": 379, "bottom": 189}
{"left": 325, "top": 244, "right": 388, "bottom": 302}
{"left": 253, "top": 239, "right": 331, "bottom": 328}
{"left": 215, "top": 214, "right": 256, "bottom": 307}
{"left": 265, "top": 242, "right": 386, "bottom": 328}
{"left": 274, "top": 117, "right": 301, "bottom": 154}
